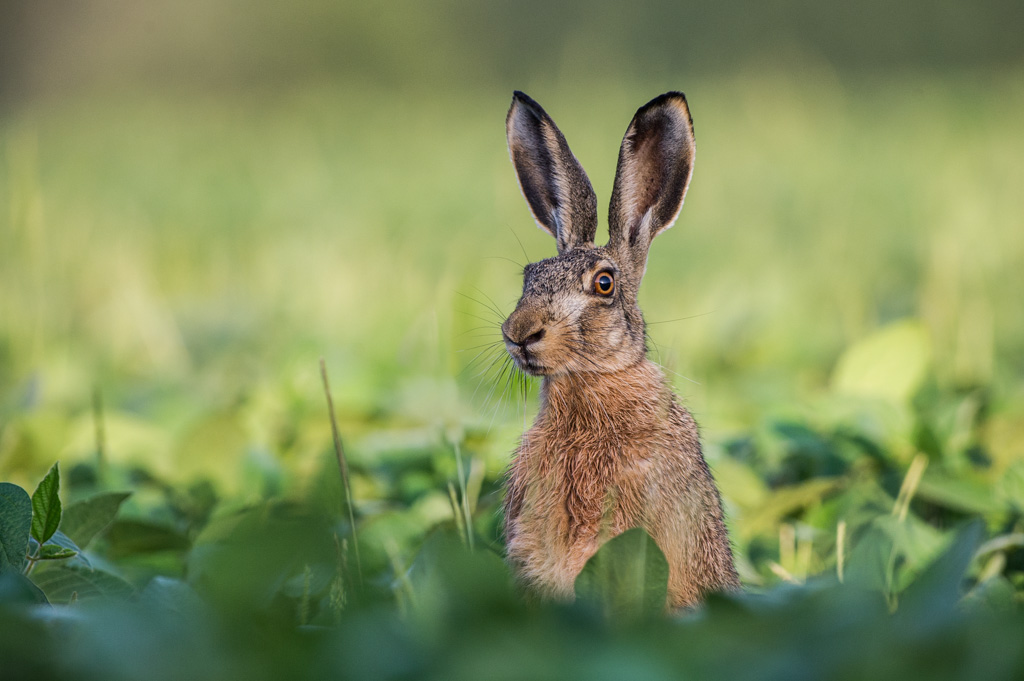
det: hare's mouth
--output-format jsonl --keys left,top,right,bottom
{"left": 504, "top": 344, "right": 548, "bottom": 376}
{"left": 516, "top": 356, "right": 547, "bottom": 376}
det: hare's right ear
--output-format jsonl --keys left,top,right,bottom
{"left": 608, "top": 92, "right": 696, "bottom": 277}
{"left": 506, "top": 92, "right": 598, "bottom": 254}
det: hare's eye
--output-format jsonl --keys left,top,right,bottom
{"left": 594, "top": 272, "right": 615, "bottom": 297}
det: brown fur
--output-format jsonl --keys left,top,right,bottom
{"left": 501, "top": 92, "right": 740, "bottom": 609}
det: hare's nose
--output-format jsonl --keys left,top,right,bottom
{"left": 502, "top": 323, "right": 546, "bottom": 349}
{"left": 520, "top": 328, "right": 546, "bottom": 346}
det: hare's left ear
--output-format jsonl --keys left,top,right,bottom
{"left": 608, "top": 92, "right": 695, "bottom": 276}
{"left": 506, "top": 92, "right": 598, "bottom": 254}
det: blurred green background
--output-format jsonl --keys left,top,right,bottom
{"left": 2, "top": 0, "right": 1022, "bottom": 473}
{"left": 1, "top": 1, "right": 1024, "bottom": 677}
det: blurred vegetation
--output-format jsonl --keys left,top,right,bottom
{"left": 3, "top": 0, "right": 1024, "bottom": 100}
{"left": 2, "top": 0, "right": 1024, "bottom": 678}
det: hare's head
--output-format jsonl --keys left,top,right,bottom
{"left": 501, "top": 91, "right": 696, "bottom": 377}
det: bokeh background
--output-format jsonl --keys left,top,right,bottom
{"left": 2, "top": 0, "right": 1024, "bottom": 654}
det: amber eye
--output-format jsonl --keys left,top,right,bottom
{"left": 594, "top": 271, "right": 615, "bottom": 296}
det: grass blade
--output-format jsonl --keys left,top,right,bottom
{"left": 320, "top": 358, "right": 362, "bottom": 585}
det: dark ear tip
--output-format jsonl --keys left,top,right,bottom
{"left": 509, "top": 91, "right": 546, "bottom": 120}
{"left": 643, "top": 91, "right": 688, "bottom": 108}
{"left": 633, "top": 91, "right": 694, "bottom": 135}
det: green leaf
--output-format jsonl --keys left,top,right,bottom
{"left": 0, "top": 484, "right": 33, "bottom": 574}
{"left": 30, "top": 562, "right": 134, "bottom": 603}
{"left": 139, "top": 576, "right": 206, "bottom": 616}
{"left": 188, "top": 502, "right": 336, "bottom": 610}
{"left": 46, "top": 529, "right": 83, "bottom": 553}
{"left": 843, "top": 522, "right": 893, "bottom": 592}
{"left": 38, "top": 544, "right": 77, "bottom": 560}
{"left": 916, "top": 472, "right": 1004, "bottom": 515}
{"left": 31, "top": 530, "right": 88, "bottom": 565}
{"left": 873, "top": 514, "right": 947, "bottom": 570}
{"left": 962, "top": 576, "right": 1017, "bottom": 614}
{"left": 574, "top": 528, "right": 669, "bottom": 622}
{"left": 0, "top": 571, "right": 49, "bottom": 605}
{"left": 60, "top": 491, "right": 131, "bottom": 549}
{"left": 898, "top": 520, "right": 983, "bottom": 620}
{"left": 105, "top": 519, "right": 191, "bottom": 558}
{"left": 30, "top": 462, "right": 62, "bottom": 544}
{"left": 740, "top": 477, "right": 844, "bottom": 540}
{"left": 832, "top": 319, "right": 931, "bottom": 403}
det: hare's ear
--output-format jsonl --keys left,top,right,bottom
{"left": 608, "top": 92, "right": 695, "bottom": 275}
{"left": 506, "top": 92, "right": 598, "bottom": 254}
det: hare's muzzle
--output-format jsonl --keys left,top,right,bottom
{"left": 501, "top": 311, "right": 547, "bottom": 374}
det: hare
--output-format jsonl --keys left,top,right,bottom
{"left": 500, "top": 91, "right": 739, "bottom": 609}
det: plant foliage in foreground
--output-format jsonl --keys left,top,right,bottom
{"left": 2, "top": 424, "right": 1024, "bottom": 681}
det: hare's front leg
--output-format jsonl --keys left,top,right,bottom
{"left": 642, "top": 453, "right": 740, "bottom": 607}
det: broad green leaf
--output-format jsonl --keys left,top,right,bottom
{"left": 105, "top": 520, "right": 191, "bottom": 558}
{"left": 843, "top": 512, "right": 947, "bottom": 595}
{"left": 916, "top": 472, "right": 1003, "bottom": 515}
{"left": 843, "top": 522, "right": 893, "bottom": 591}
{"left": 873, "top": 513, "right": 947, "bottom": 590}
{"left": 406, "top": 529, "right": 518, "bottom": 624}
{"left": 30, "top": 462, "right": 62, "bottom": 544}
{"left": 898, "top": 520, "right": 983, "bottom": 620}
{"left": 30, "top": 562, "right": 134, "bottom": 603}
{"left": 60, "top": 491, "right": 131, "bottom": 549}
{"left": 0, "top": 483, "right": 33, "bottom": 574}
{"left": 962, "top": 576, "right": 1016, "bottom": 614}
{"left": 188, "top": 502, "right": 334, "bottom": 610}
{"left": 0, "top": 571, "right": 48, "bottom": 605}
{"left": 139, "top": 576, "right": 206, "bottom": 616}
{"left": 575, "top": 528, "right": 669, "bottom": 622}
{"left": 832, "top": 320, "right": 931, "bottom": 403}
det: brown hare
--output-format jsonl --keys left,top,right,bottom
{"left": 500, "top": 91, "right": 739, "bottom": 609}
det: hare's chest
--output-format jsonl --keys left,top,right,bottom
{"left": 507, "top": 440, "right": 653, "bottom": 597}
